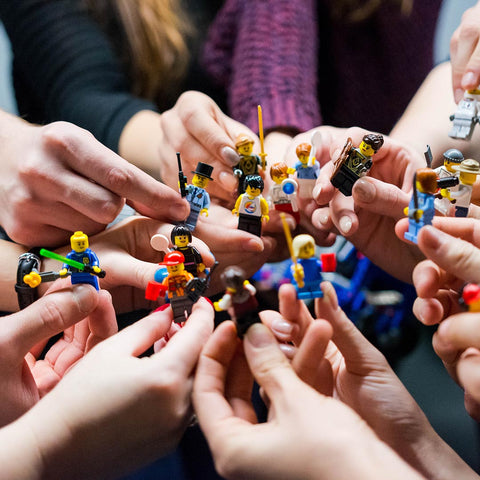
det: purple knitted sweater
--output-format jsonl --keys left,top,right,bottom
{"left": 203, "top": 0, "right": 442, "bottom": 135}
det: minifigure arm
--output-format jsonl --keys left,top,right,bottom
{"left": 244, "top": 281, "right": 257, "bottom": 296}
{"left": 260, "top": 198, "right": 270, "bottom": 222}
{"left": 214, "top": 293, "right": 232, "bottom": 312}
{"left": 232, "top": 195, "right": 242, "bottom": 216}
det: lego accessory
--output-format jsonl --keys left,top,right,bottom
{"left": 177, "top": 152, "right": 188, "bottom": 198}
{"left": 191, "top": 162, "right": 214, "bottom": 180}
{"left": 449, "top": 89, "right": 480, "bottom": 140}
{"left": 15, "top": 248, "right": 41, "bottom": 309}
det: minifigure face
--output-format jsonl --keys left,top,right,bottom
{"left": 71, "top": 234, "right": 88, "bottom": 252}
{"left": 359, "top": 141, "right": 374, "bottom": 156}
{"left": 245, "top": 185, "right": 261, "bottom": 197}
{"left": 444, "top": 159, "right": 458, "bottom": 173}
{"left": 174, "top": 235, "right": 189, "bottom": 247}
{"left": 237, "top": 142, "right": 253, "bottom": 156}
{"left": 272, "top": 173, "right": 288, "bottom": 185}
{"left": 298, "top": 241, "right": 314, "bottom": 259}
{"left": 192, "top": 174, "right": 209, "bottom": 188}
{"left": 298, "top": 153, "right": 309, "bottom": 165}
{"left": 166, "top": 263, "right": 184, "bottom": 275}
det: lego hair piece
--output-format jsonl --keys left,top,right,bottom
{"left": 243, "top": 174, "right": 264, "bottom": 191}
{"left": 362, "top": 133, "right": 384, "bottom": 152}
{"left": 171, "top": 224, "right": 192, "bottom": 243}
{"left": 221, "top": 265, "right": 247, "bottom": 290}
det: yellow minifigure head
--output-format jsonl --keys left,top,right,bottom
{"left": 269, "top": 162, "right": 290, "bottom": 184}
{"left": 415, "top": 169, "right": 438, "bottom": 194}
{"left": 292, "top": 234, "right": 315, "bottom": 259}
{"left": 191, "top": 162, "right": 214, "bottom": 189}
{"left": 171, "top": 224, "right": 192, "bottom": 248}
{"left": 162, "top": 251, "right": 185, "bottom": 275}
{"left": 442, "top": 148, "right": 464, "bottom": 173}
{"left": 70, "top": 231, "right": 89, "bottom": 252}
{"left": 359, "top": 133, "right": 384, "bottom": 156}
{"left": 296, "top": 143, "right": 312, "bottom": 165}
{"left": 454, "top": 159, "right": 480, "bottom": 186}
{"left": 243, "top": 174, "right": 264, "bottom": 197}
{"left": 235, "top": 134, "right": 254, "bottom": 156}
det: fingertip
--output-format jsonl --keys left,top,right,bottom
{"left": 71, "top": 284, "right": 100, "bottom": 315}
{"left": 220, "top": 146, "right": 240, "bottom": 166}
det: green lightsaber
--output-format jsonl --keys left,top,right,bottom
{"left": 40, "top": 249, "right": 106, "bottom": 278}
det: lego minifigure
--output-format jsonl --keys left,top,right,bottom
{"left": 330, "top": 133, "right": 384, "bottom": 196}
{"left": 170, "top": 224, "right": 206, "bottom": 277}
{"left": 461, "top": 283, "right": 480, "bottom": 312}
{"left": 295, "top": 142, "right": 320, "bottom": 199}
{"left": 145, "top": 251, "right": 195, "bottom": 324}
{"left": 445, "top": 159, "right": 480, "bottom": 217}
{"left": 404, "top": 169, "right": 437, "bottom": 244}
{"left": 449, "top": 89, "right": 480, "bottom": 140}
{"left": 289, "top": 234, "right": 336, "bottom": 300}
{"left": 214, "top": 265, "right": 260, "bottom": 338}
{"left": 184, "top": 162, "right": 214, "bottom": 231}
{"left": 233, "top": 134, "right": 263, "bottom": 195}
{"left": 269, "top": 162, "right": 299, "bottom": 223}
{"left": 232, "top": 174, "right": 269, "bottom": 237}
{"left": 434, "top": 148, "right": 463, "bottom": 216}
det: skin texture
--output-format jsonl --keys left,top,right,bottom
{"left": 0, "top": 299, "right": 214, "bottom": 480}
{"left": 0, "top": 284, "right": 117, "bottom": 427}
{"left": 0, "top": 110, "right": 189, "bottom": 247}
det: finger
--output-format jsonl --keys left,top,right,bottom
{"left": 412, "top": 259, "right": 455, "bottom": 298}
{"left": 417, "top": 225, "right": 480, "bottom": 283}
{"left": 431, "top": 216, "right": 480, "bottom": 245}
{"left": 437, "top": 312, "right": 480, "bottom": 351}
{"left": 46, "top": 124, "right": 189, "bottom": 222}
{"left": 463, "top": 39, "right": 480, "bottom": 90}
{"left": 457, "top": 349, "right": 480, "bottom": 405}
{"left": 85, "top": 289, "right": 118, "bottom": 351}
{"left": 412, "top": 294, "right": 457, "bottom": 326}
{"left": 243, "top": 323, "right": 301, "bottom": 407}
{"left": 155, "top": 298, "right": 214, "bottom": 376}
{"left": 292, "top": 320, "right": 333, "bottom": 395}
{"left": 352, "top": 177, "right": 410, "bottom": 220}
{"left": 314, "top": 282, "right": 386, "bottom": 371}
{"left": 329, "top": 192, "right": 359, "bottom": 237}
{"left": 1, "top": 285, "right": 99, "bottom": 362}
{"left": 451, "top": 23, "right": 478, "bottom": 92}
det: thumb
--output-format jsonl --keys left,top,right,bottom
{"left": 243, "top": 323, "right": 300, "bottom": 402}
{"left": 417, "top": 225, "right": 480, "bottom": 283}
{"left": 3, "top": 285, "right": 99, "bottom": 360}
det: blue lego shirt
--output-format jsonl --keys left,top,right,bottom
{"left": 186, "top": 185, "right": 210, "bottom": 213}
{"left": 65, "top": 248, "right": 100, "bottom": 289}
{"left": 295, "top": 161, "right": 320, "bottom": 180}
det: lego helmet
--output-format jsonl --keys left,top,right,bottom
{"left": 162, "top": 251, "right": 185, "bottom": 266}
{"left": 443, "top": 149, "right": 464, "bottom": 164}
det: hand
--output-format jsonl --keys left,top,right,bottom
{"left": 1, "top": 298, "right": 214, "bottom": 479}
{"left": 450, "top": 1, "right": 480, "bottom": 102}
{"left": 40, "top": 216, "right": 215, "bottom": 313}
{"left": 312, "top": 127, "right": 426, "bottom": 282}
{"left": 263, "top": 282, "right": 476, "bottom": 479}
{"left": 193, "top": 319, "right": 423, "bottom": 480}
{"left": 0, "top": 283, "right": 116, "bottom": 427}
{"left": 0, "top": 113, "right": 189, "bottom": 246}
{"left": 158, "top": 91, "right": 260, "bottom": 203}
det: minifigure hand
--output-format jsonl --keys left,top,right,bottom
{"left": 440, "top": 188, "right": 452, "bottom": 200}
{"left": 59, "top": 268, "right": 68, "bottom": 278}
{"left": 233, "top": 168, "right": 242, "bottom": 178}
{"left": 193, "top": 320, "right": 423, "bottom": 480}
{"left": 200, "top": 208, "right": 209, "bottom": 217}
{"left": 3, "top": 299, "right": 214, "bottom": 479}
{"left": 213, "top": 301, "right": 222, "bottom": 312}
{"left": 23, "top": 271, "right": 42, "bottom": 288}
{"left": 92, "top": 266, "right": 102, "bottom": 274}
{"left": 0, "top": 283, "right": 116, "bottom": 427}
{"left": 232, "top": 208, "right": 239, "bottom": 216}
{"left": 198, "top": 263, "right": 206, "bottom": 273}
{"left": 0, "top": 115, "right": 188, "bottom": 246}
{"left": 262, "top": 214, "right": 270, "bottom": 223}
{"left": 450, "top": 1, "right": 480, "bottom": 102}
{"left": 292, "top": 264, "right": 305, "bottom": 288}
{"left": 413, "top": 209, "right": 424, "bottom": 221}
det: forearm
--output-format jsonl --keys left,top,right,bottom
{"left": 390, "top": 62, "right": 480, "bottom": 166}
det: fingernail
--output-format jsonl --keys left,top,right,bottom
{"left": 72, "top": 284, "right": 96, "bottom": 314}
{"left": 312, "top": 184, "right": 322, "bottom": 201}
{"left": 455, "top": 88, "right": 465, "bottom": 103}
{"left": 247, "top": 323, "right": 273, "bottom": 348}
{"left": 218, "top": 171, "right": 238, "bottom": 190}
{"left": 221, "top": 146, "right": 240, "bottom": 166}
{"left": 354, "top": 179, "right": 375, "bottom": 203}
{"left": 318, "top": 213, "right": 329, "bottom": 225}
{"left": 418, "top": 225, "right": 441, "bottom": 250}
{"left": 243, "top": 238, "right": 264, "bottom": 252}
{"left": 339, "top": 215, "right": 352, "bottom": 234}
{"left": 272, "top": 318, "right": 294, "bottom": 334}
{"left": 279, "top": 343, "right": 296, "bottom": 358}
{"left": 321, "top": 282, "right": 338, "bottom": 310}
{"left": 462, "top": 72, "right": 476, "bottom": 88}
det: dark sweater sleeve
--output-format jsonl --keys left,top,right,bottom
{"left": 0, "top": 0, "right": 157, "bottom": 152}
{"left": 202, "top": 0, "right": 320, "bottom": 134}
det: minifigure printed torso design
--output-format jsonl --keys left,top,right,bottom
{"left": 292, "top": 257, "right": 324, "bottom": 299}
{"left": 175, "top": 245, "right": 203, "bottom": 276}
{"left": 238, "top": 193, "right": 262, "bottom": 217}
{"left": 66, "top": 248, "right": 99, "bottom": 289}
{"left": 295, "top": 161, "right": 319, "bottom": 180}
{"left": 236, "top": 154, "right": 261, "bottom": 177}
{"left": 185, "top": 184, "right": 210, "bottom": 229}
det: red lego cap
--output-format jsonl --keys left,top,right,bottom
{"left": 162, "top": 251, "right": 185, "bottom": 266}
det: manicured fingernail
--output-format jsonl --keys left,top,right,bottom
{"left": 462, "top": 72, "right": 476, "bottom": 88}
{"left": 279, "top": 343, "right": 296, "bottom": 358}
{"left": 455, "top": 88, "right": 464, "bottom": 103}
{"left": 247, "top": 323, "right": 274, "bottom": 347}
{"left": 318, "top": 213, "right": 329, "bottom": 225}
{"left": 354, "top": 179, "right": 375, "bottom": 203}
{"left": 243, "top": 238, "right": 264, "bottom": 252}
{"left": 218, "top": 171, "right": 238, "bottom": 190}
{"left": 72, "top": 284, "right": 96, "bottom": 314}
{"left": 339, "top": 216, "right": 352, "bottom": 234}
{"left": 221, "top": 146, "right": 239, "bottom": 165}
{"left": 312, "top": 184, "right": 322, "bottom": 201}
{"left": 272, "top": 318, "right": 294, "bottom": 334}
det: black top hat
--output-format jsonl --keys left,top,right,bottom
{"left": 192, "top": 162, "right": 214, "bottom": 180}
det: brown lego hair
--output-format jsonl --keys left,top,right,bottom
{"left": 296, "top": 143, "right": 312, "bottom": 157}
{"left": 221, "top": 266, "right": 247, "bottom": 290}
{"left": 362, "top": 133, "right": 384, "bottom": 152}
{"left": 416, "top": 169, "right": 438, "bottom": 194}
{"left": 269, "top": 162, "right": 289, "bottom": 180}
